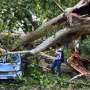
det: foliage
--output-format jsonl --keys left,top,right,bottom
{"left": 19, "top": 56, "right": 90, "bottom": 89}
{"left": 0, "top": 0, "right": 79, "bottom": 32}
{"left": 81, "top": 35, "right": 90, "bottom": 55}
{"left": 0, "top": 0, "right": 38, "bottom": 32}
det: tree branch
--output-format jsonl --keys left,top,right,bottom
{"left": 21, "top": 13, "right": 66, "bottom": 43}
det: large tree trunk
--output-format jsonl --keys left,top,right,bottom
{"left": 7, "top": 22, "right": 90, "bottom": 55}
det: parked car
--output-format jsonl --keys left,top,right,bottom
{"left": 0, "top": 54, "right": 22, "bottom": 79}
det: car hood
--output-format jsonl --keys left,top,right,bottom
{"left": 0, "top": 63, "right": 15, "bottom": 72}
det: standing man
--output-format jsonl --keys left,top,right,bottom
{"left": 51, "top": 48, "right": 64, "bottom": 75}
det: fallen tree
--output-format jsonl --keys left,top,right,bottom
{"left": 1, "top": 0, "right": 90, "bottom": 50}
{"left": 20, "top": 0, "right": 90, "bottom": 44}
{"left": 1, "top": 0, "right": 89, "bottom": 59}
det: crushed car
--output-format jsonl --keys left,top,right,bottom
{"left": 0, "top": 54, "right": 22, "bottom": 79}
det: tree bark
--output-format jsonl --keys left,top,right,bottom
{"left": 7, "top": 18, "right": 90, "bottom": 55}
{"left": 21, "top": 13, "right": 66, "bottom": 43}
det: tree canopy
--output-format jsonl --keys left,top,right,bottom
{"left": 0, "top": 0, "right": 79, "bottom": 32}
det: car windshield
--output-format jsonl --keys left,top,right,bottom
{"left": 0, "top": 54, "right": 21, "bottom": 64}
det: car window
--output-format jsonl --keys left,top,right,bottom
{"left": 0, "top": 54, "right": 21, "bottom": 63}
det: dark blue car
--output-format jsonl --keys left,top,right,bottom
{"left": 0, "top": 54, "right": 22, "bottom": 79}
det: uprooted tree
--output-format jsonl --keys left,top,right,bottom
{"left": 1, "top": 0, "right": 90, "bottom": 54}
{"left": 16, "top": 0, "right": 90, "bottom": 54}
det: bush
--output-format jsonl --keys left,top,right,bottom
{"left": 81, "top": 36, "right": 90, "bottom": 55}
